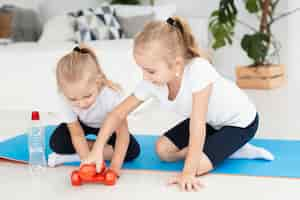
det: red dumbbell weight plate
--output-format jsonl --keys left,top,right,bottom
{"left": 71, "top": 170, "right": 82, "bottom": 186}
{"left": 104, "top": 169, "right": 118, "bottom": 185}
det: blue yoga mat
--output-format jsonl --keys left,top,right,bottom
{"left": 0, "top": 125, "right": 299, "bottom": 178}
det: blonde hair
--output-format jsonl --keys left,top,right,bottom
{"left": 56, "top": 44, "right": 121, "bottom": 92}
{"left": 134, "top": 16, "right": 210, "bottom": 66}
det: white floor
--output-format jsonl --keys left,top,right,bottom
{"left": 0, "top": 99, "right": 300, "bottom": 199}
{"left": 0, "top": 162, "right": 299, "bottom": 200}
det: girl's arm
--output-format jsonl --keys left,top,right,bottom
{"left": 108, "top": 119, "right": 130, "bottom": 175}
{"left": 91, "top": 95, "right": 143, "bottom": 158}
{"left": 67, "top": 121, "right": 90, "bottom": 160}
{"left": 183, "top": 84, "right": 212, "bottom": 176}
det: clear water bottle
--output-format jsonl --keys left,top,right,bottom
{"left": 28, "top": 111, "right": 47, "bottom": 173}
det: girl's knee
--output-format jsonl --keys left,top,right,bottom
{"left": 155, "top": 137, "right": 176, "bottom": 162}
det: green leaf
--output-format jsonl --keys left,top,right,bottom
{"left": 241, "top": 33, "right": 269, "bottom": 64}
{"left": 245, "top": 0, "right": 260, "bottom": 13}
{"left": 210, "top": 10, "right": 219, "bottom": 18}
{"left": 219, "top": 0, "right": 237, "bottom": 23}
{"left": 213, "top": 39, "right": 226, "bottom": 49}
{"left": 208, "top": 0, "right": 237, "bottom": 50}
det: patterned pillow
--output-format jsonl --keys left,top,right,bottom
{"left": 69, "top": 5, "right": 123, "bottom": 42}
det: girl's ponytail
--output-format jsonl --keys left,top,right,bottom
{"left": 167, "top": 16, "right": 211, "bottom": 61}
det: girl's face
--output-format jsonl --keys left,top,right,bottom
{"left": 62, "top": 79, "right": 100, "bottom": 110}
{"left": 134, "top": 50, "right": 177, "bottom": 86}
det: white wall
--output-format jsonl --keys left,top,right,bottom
{"left": 142, "top": 0, "right": 218, "bottom": 17}
{"left": 287, "top": 0, "right": 300, "bottom": 135}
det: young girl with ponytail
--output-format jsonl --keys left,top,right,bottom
{"left": 82, "top": 17, "right": 273, "bottom": 191}
{"left": 48, "top": 45, "right": 140, "bottom": 176}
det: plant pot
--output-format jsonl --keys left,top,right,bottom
{"left": 235, "top": 64, "right": 286, "bottom": 89}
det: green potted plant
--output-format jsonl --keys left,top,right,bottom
{"left": 209, "top": 0, "right": 300, "bottom": 89}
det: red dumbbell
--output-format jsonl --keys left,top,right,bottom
{"left": 71, "top": 163, "right": 118, "bottom": 186}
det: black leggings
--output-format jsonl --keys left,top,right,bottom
{"left": 164, "top": 114, "right": 259, "bottom": 167}
{"left": 50, "top": 121, "right": 140, "bottom": 161}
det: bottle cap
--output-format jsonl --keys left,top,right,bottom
{"left": 31, "top": 111, "right": 40, "bottom": 120}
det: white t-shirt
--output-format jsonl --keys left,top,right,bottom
{"left": 134, "top": 57, "right": 257, "bottom": 130}
{"left": 59, "top": 87, "right": 122, "bottom": 128}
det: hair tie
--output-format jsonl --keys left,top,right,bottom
{"left": 166, "top": 17, "right": 183, "bottom": 34}
{"left": 73, "top": 46, "right": 89, "bottom": 54}
{"left": 166, "top": 17, "right": 176, "bottom": 27}
{"left": 73, "top": 46, "right": 81, "bottom": 52}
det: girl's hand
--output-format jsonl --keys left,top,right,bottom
{"left": 81, "top": 150, "right": 104, "bottom": 173}
{"left": 168, "top": 173, "right": 204, "bottom": 192}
